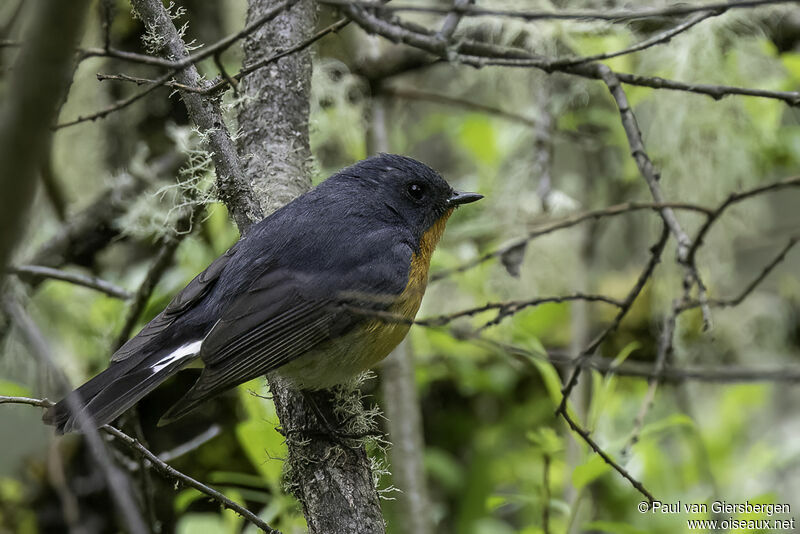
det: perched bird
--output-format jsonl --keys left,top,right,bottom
{"left": 44, "top": 154, "right": 481, "bottom": 433}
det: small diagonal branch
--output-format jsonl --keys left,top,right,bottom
{"left": 621, "top": 304, "right": 678, "bottom": 456}
{"left": 432, "top": 201, "right": 709, "bottom": 281}
{"left": 682, "top": 235, "right": 800, "bottom": 311}
{"left": 322, "top": 0, "right": 797, "bottom": 23}
{"left": 54, "top": 71, "right": 169, "bottom": 129}
{"left": 1, "top": 298, "right": 149, "bottom": 534}
{"left": 415, "top": 293, "right": 623, "bottom": 329}
{"left": 436, "top": 0, "right": 473, "bottom": 41}
{"left": 102, "top": 425, "right": 282, "bottom": 534}
{"left": 128, "top": 0, "right": 263, "bottom": 232}
{"left": 0, "top": 396, "right": 281, "bottom": 534}
{"left": 8, "top": 264, "right": 132, "bottom": 300}
{"left": 548, "top": 9, "right": 720, "bottom": 69}
{"left": 560, "top": 409, "right": 656, "bottom": 503}
{"left": 558, "top": 224, "right": 670, "bottom": 414}
{"left": 686, "top": 176, "right": 800, "bottom": 267}
{"left": 596, "top": 65, "right": 712, "bottom": 329}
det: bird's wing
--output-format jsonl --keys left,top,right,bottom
{"left": 111, "top": 243, "right": 238, "bottom": 363}
{"left": 160, "top": 237, "right": 413, "bottom": 423}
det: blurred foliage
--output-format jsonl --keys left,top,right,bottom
{"left": 1, "top": 1, "right": 800, "bottom": 533}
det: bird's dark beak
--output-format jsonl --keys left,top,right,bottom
{"left": 448, "top": 190, "right": 483, "bottom": 207}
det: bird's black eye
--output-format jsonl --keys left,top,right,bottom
{"left": 407, "top": 182, "right": 425, "bottom": 200}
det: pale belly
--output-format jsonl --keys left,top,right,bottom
{"left": 274, "top": 320, "right": 411, "bottom": 389}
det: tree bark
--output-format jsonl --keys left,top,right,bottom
{"left": 130, "top": 0, "right": 386, "bottom": 529}
{"left": 236, "top": 2, "right": 386, "bottom": 532}
{"left": 0, "top": 0, "right": 92, "bottom": 275}
{"left": 236, "top": 0, "right": 314, "bottom": 215}
{"left": 130, "top": 0, "right": 263, "bottom": 233}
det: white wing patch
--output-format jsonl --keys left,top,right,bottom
{"left": 151, "top": 340, "right": 203, "bottom": 374}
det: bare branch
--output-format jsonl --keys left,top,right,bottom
{"left": 341, "top": 6, "right": 800, "bottom": 107}
{"left": 323, "top": 0, "right": 799, "bottom": 23}
{"left": 686, "top": 175, "right": 800, "bottom": 267}
{"left": 415, "top": 293, "right": 623, "bottom": 329}
{"left": 8, "top": 264, "right": 132, "bottom": 300}
{"left": 558, "top": 224, "right": 670, "bottom": 413}
{"left": 547, "top": 10, "right": 720, "bottom": 69}
{"left": 1, "top": 298, "right": 149, "bottom": 534}
{"left": 432, "top": 201, "right": 709, "bottom": 281}
{"left": 681, "top": 235, "right": 800, "bottom": 311}
{"left": 0, "top": 396, "right": 281, "bottom": 534}
{"left": 102, "top": 425, "right": 282, "bottom": 534}
{"left": 560, "top": 409, "right": 656, "bottom": 503}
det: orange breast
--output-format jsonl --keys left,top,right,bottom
{"left": 277, "top": 209, "right": 455, "bottom": 389}
{"left": 361, "top": 207, "right": 455, "bottom": 357}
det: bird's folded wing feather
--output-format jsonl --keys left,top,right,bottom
{"left": 159, "top": 270, "right": 358, "bottom": 421}
{"left": 111, "top": 244, "right": 238, "bottom": 363}
{"left": 160, "top": 232, "right": 414, "bottom": 421}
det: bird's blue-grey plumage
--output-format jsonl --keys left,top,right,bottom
{"left": 43, "top": 154, "right": 473, "bottom": 433}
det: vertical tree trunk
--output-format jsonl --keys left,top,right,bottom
{"left": 236, "top": 2, "right": 386, "bottom": 532}
{"left": 237, "top": 0, "right": 314, "bottom": 215}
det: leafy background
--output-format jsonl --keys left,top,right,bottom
{"left": 1, "top": 1, "right": 800, "bottom": 533}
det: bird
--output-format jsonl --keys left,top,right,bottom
{"left": 43, "top": 154, "right": 482, "bottom": 433}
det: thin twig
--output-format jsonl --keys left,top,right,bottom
{"left": 560, "top": 409, "right": 656, "bottom": 503}
{"left": 54, "top": 75, "right": 167, "bottom": 129}
{"left": 103, "top": 424, "right": 282, "bottom": 534}
{"left": 113, "top": 238, "right": 182, "bottom": 351}
{"left": 416, "top": 293, "right": 623, "bottom": 329}
{"left": 324, "top": 0, "right": 800, "bottom": 22}
{"left": 686, "top": 176, "right": 800, "bottom": 268}
{"left": 1, "top": 299, "right": 149, "bottom": 534}
{"left": 8, "top": 264, "right": 132, "bottom": 300}
{"left": 0, "top": 396, "right": 281, "bottom": 534}
{"left": 547, "top": 10, "right": 721, "bottom": 69}
{"left": 621, "top": 307, "right": 677, "bottom": 456}
{"left": 557, "top": 224, "right": 670, "bottom": 413}
{"left": 683, "top": 236, "right": 799, "bottom": 311}
{"left": 432, "top": 201, "right": 708, "bottom": 281}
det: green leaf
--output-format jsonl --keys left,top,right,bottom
{"left": 0, "top": 380, "right": 32, "bottom": 397}
{"left": 174, "top": 488, "right": 204, "bottom": 513}
{"left": 571, "top": 455, "right": 611, "bottom": 490}
{"left": 235, "top": 381, "right": 285, "bottom": 487}
{"left": 176, "top": 513, "right": 235, "bottom": 534}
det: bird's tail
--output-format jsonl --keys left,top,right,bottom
{"left": 43, "top": 341, "right": 202, "bottom": 434}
